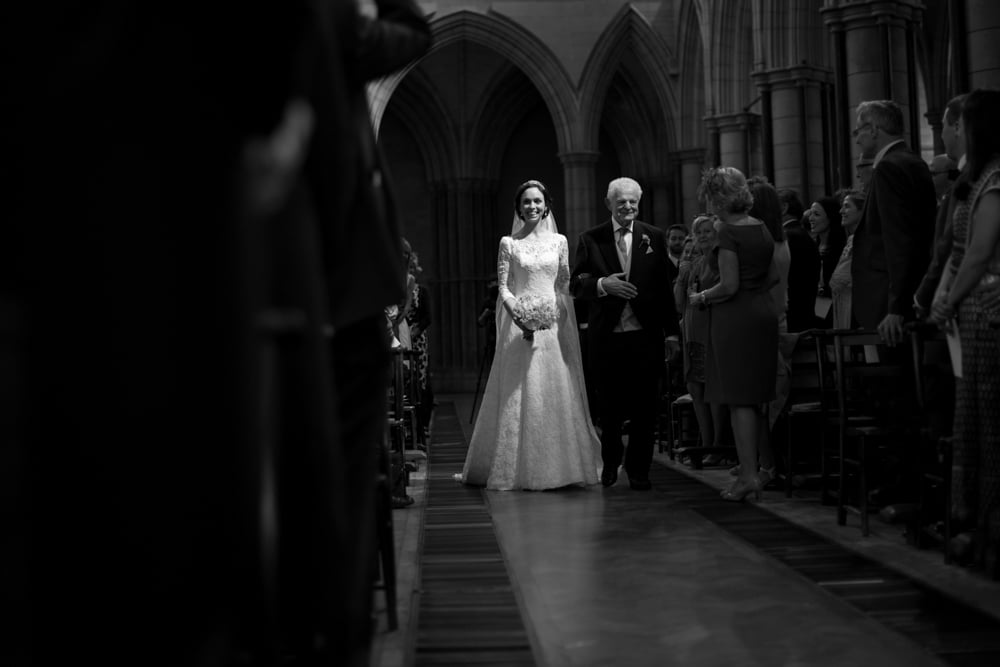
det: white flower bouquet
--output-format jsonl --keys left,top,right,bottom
{"left": 513, "top": 294, "right": 558, "bottom": 340}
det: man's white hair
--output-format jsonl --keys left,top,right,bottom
{"left": 606, "top": 177, "right": 642, "bottom": 201}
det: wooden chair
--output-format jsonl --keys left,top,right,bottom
{"left": 778, "top": 330, "right": 833, "bottom": 498}
{"left": 831, "top": 331, "right": 920, "bottom": 536}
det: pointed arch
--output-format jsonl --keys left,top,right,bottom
{"left": 467, "top": 63, "right": 547, "bottom": 181}
{"left": 577, "top": 4, "right": 681, "bottom": 150}
{"left": 382, "top": 69, "right": 460, "bottom": 183}
{"left": 388, "top": 10, "right": 579, "bottom": 155}
{"left": 676, "top": 0, "right": 707, "bottom": 147}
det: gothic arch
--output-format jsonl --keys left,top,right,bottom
{"left": 467, "top": 64, "right": 547, "bottom": 181}
{"left": 414, "top": 10, "right": 578, "bottom": 155}
{"left": 697, "top": 0, "right": 755, "bottom": 115}
{"left": 676, "top": 0, "right": 707, "bottom": 147}
{"left": 382, "top": 69, "right": 460, "bottom": 183}
{"left": 577, "top": 4, "right": 681, "bottom": 152}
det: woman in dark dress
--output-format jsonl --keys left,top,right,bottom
{"left": 691, "top": 167, "right": 779, "bottom": 501}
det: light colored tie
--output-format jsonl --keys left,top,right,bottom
{"left": 617, "top": 227, "right": 629, "bottom": 256}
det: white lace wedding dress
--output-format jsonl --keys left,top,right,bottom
{"left": 460, "top": 231, "right": 600, "bottom": 490}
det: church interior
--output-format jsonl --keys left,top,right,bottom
{"left": 8, "top": 1, "right": 1000, "bottom": 666}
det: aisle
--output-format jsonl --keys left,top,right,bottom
{"left": 393, "top": 398, "right": 1000, "bottom": 666}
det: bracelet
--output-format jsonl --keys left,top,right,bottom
{"left": 699, "top": 291, "right": 707, "bottom": 305}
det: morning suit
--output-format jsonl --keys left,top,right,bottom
{"left": 851, "top": 143, "right": 937, "bottom": 330}
{"left": 571, "top": 220, "right": 680, "bottom": 483}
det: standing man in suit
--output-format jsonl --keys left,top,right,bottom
{"left": 666, "top": 223, "right": 688, "bottom": 286}
{"left": 571, "top": 178, "right": 681, "bottom": 490}
{"left": 851, "top": 100, "right": 937, "bottom": 345}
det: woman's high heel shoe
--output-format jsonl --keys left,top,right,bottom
{"left": 720, "top": 475, "right": 762, "bottom": 502}
{"left": 758, "top": 466, "right": 777, "bottom": 488}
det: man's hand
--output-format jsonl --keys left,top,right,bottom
{"left": 877, "top": 313, "right": 905, "bottom": 347}
{"left": 603, "top": 272, "right": 638, "bottom": 299}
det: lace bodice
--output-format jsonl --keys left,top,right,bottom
{"left": 497, "top": 233, "right": 570, "bottom": 306}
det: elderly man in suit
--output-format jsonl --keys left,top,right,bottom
{"left": 571, "top": 178, "right": 680, "bottom": 490}
{"left": 851, "top": 99, "right": 937, "bottom": 345}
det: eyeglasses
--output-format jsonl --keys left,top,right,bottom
{"left": 852, "top": 122, "right": 874, "bottom": 138}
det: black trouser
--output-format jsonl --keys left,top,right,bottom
{"left": 593, "top": 330, "right": 662, "bottom": 481}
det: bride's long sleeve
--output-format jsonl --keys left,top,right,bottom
{"left": 556, "top": 235, "right": 570, "bottom": 294}
{"left": 497, "top": 237, "right": 515, "bottom": 305}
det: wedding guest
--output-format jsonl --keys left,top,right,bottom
{"left": 748, "top": 177, "right": 789, "bottom": 486}
{"left": 851, "top": 99, "right": 936, "bottom": 345}
{"left": 856, "top": 153, "right": 875, "bottom": 192}
{"left": 666, "top": 223, "right": 688, "bottom": 286}
{"left": 929, "top": 88, "right": 1000, "bottom": 577}
{"left": 460, "top": 181, "right": 600, "bottom": 490}
{"left": 915, "top": 94, "right": 968, "bottom": 320}
{"left": 692, "top": 167, "right": 779, "bottom": 502}
{"left": 404, "top": 246, "right": 434, "bottom": 440}
{"left": 809, "top": 195, "right": 847, "bottom": 302}
{"left": 674, "top": 215, "right": 726, "bottom": 454}
{"left": 829, "top": 189, "right": 866, "bottom": 329}
{"left": 572, "top": 177, "right": 681, "bottom": 490}
{"left": 779, "top": 188, "right": 820, "bottom": 332}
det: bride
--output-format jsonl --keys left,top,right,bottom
{"left": 459, "top": 180, "right": 600, "bottom": 490}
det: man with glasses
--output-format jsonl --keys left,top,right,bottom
{"left": 850, "top": 99, "right": 937, "bottom": 346}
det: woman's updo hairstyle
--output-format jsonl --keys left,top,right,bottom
{"left": 697, "top": 166, "right": 754, "bottom": 214}
{"left": 513, "top": 179, "right": 553, "bottom": 219}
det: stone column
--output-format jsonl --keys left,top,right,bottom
{"left": 966, "top": 0, "right": 1000, "bottom": 88}
{"left": 429, "top": 178, "right": 499, "bottom": 392}
{"left": 822, "top": 0, "right": 925, "bottom": 164}
{"left": 670, "top": 148, "right": 708, "bottom": 228}
{"left": 557, "top": 151, "right": 600, "bottom": 250}
{"left": 704, "top": 112, "right": 762, "bottom": 179}
{"left": 753, "top": 65, "right": 833, "bottom": 201}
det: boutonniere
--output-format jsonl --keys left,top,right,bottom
{"left": 641, "top": 233, "right": 653, "bottom": 254}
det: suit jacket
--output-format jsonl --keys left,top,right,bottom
{"left": 913, "top": 178, "right": 962, "bottom": 310}
{"left": 666, "top": 255, "right": 680, "bottom": 287}
{"left": 851, "top": 143, "right": 936, "bottom": 330}
{"left": 783, "top": 220, "right": 821, "bottom": 332}
{"left": 570, "top": 220, "right": 680, "bottom": 346}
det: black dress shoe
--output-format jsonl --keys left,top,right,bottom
{"left": 601, "top": 469, "right": 618, "bottom": 487}
{"left": 629, "top": 479, "right": 652, "bottom": 491}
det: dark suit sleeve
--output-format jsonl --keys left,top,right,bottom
{"left": 872, "top": 158, "right": 932, "bottom": 316}
{"left": 351, "top": 0, "right": 432, "bottom": 84}
{"left": 913, "top": 194, "right": 955, "bottom": 309}
{"left": 570, "top": 233, "right": 601, "bottom": 300}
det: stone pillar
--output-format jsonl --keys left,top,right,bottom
{"left": 822, "top": 0, "right": 925, "bottom": 165}
{"left": 429, "top": 178, "right": 499, "bottom": 392}
{"left": 704, "top": 112, "right": 762, "bottom": 179}
{"left": 966, "top": 0, "right": 1000, "bottom": 88}
{"left": 557, "top": 151, "right": 600, "bottom": 250}
{"left": 670, "top": 149, "right": 708, "bottom": 228}
{"left": 753, "top": 65, "right": 833, "bottom": 201}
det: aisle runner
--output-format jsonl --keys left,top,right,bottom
{"left": 414, "top": 402, "right": 536, "bottom": 666}
{"left": 648, "top": 462, "right": 1000, "bottom": 666}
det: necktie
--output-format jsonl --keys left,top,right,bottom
{"left": 617, "top": 227, "right": 629, "bottom": 256}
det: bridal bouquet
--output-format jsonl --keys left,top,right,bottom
{"left": 513, "top": 294, "right": 558, "bottom": 341}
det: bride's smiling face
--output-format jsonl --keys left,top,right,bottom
{"left": 519, "top": 187, "right": 546, "bottom": 223}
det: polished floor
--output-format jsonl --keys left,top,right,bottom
{"left": 371, "top": 395, "right": 1000, "bottom": 667}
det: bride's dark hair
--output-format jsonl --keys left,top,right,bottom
{"left": 513, "top": 179, "right": 553, "bottom": 219}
